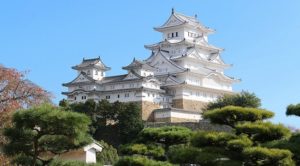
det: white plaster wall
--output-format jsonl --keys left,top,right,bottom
{"left": 184, "top": 27, "right": 204, "bottom": 41}
{"left": 162, "top": 27, "right": 184, "bottom": 41}
{"left": 85, "top": 149, "right": 96, "bottom": 163}
{"left": 154, "top": 110, "right": 202, "bottom": 121}
{"left": 181, "top": 88, "right": 220, "bottom": 102}
{"left": 171, "top": 111, "right": 201, "bottom": 120}
{"left": 185, "top": 75, "right": 202, "bottom": 86}
{"left": 202, "top": 77, "right": 232, "bottom": 91}
{"left": 142, "top": 82, "right": 160, "bottom": 90}
{"left": 141, "top": 91, "right": 161, "bottom": 103}
{"left": 100, "top": 91, "right": 138, "bottom": 103}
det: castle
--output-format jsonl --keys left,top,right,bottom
{"left": 62, "top": 9, "right": 239, "bottom": 122}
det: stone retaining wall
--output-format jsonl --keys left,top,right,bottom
{"left": 172, "top": 99, "right": 207, "bottom": 112}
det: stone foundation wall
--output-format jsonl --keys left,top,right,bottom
{"left": 134, "top": 101, "right": 160, "bottom": 122}
{"left": 172, "top": 99, "right": 207, "bottom": 111}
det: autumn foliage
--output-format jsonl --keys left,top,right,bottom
{"left": 0, "top": 65, "right": 51, "bottom": 113}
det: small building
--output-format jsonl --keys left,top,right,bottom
{"left": 58, "top": 142, "right": 103, "bottom": 164}
{"left": 62, "top": 9, "right": 239, "bottom": 123}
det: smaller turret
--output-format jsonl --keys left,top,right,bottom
{"left": 122, "top": 58, "right": 154, "bottom": 77}
{"left": 72, "top": 56, "right": 110, "bottom": 80}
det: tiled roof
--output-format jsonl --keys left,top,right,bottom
{"left": 72, "top": 56, "right": 111, "bottom": 71}
{"left": 122, "top": 58, "right": 154, "bottom": 70}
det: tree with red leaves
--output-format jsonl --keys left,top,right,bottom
{"left": 0, "top": 65, "right": 51, "bottom": 112}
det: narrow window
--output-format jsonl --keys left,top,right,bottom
{"left": 106, "top": 95, "right": 110, "bottom": 99}
{"left": 117, "top": 94, "right": 120, "bottom": 98}
{"left": 176, "top": 32, "right": 178, "bottom": 37}
{"left": 74, "top": 97, "right": 77, "bottom": 100}
{"left": 172, "top": 33, "right": 174, "bottom": 37}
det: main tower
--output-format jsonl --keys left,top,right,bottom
{"left": 144, "top": 9, "right": 239, "bottom": 121}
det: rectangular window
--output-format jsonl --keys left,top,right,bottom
{"left": 106, "top": 95, "right": 110, "bottom": 99}
{"left": 176, "top": 32, "right": 178, "bottom": 37}
{"left": 74, "top": 97, "right": 77, "bottom": 100}
{"left": 117, "top": 94, "right": 120, "bottom": 98}
{"left": 172, "top": 33, "right": 174, "bottom": 37}
{"left": 81, "top": 96, "right": 86, "bottom": 100}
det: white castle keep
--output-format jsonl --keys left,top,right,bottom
{"left": 62, "top": 9, "right": 239, "bottom": 122}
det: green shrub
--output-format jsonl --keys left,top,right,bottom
{"left": 264, "top": 133, "right": 300, "bottom": 165}
{"left": 235, "top": 122, "right": 291, "bottom": 143}
{"left": 203, "top": 106, "right": 274, "bottom": 126}
{"left": 96, "top": 140, "right": 119, "bottom": 165}
{"left": 286, "top": 104, "right": 300, "bottom": 116}
{"left": 206, "top": 91, "right": 261, "bottom": 110}
{"left": 50, "top": 159, "right": 102, "bottom": 166}
{"left": 138, "top": 126, "right": 191, "bottom": 149}
{"left": 167, "top": 145, "right": 202, "bottom": 164}
{"left": 114, "top": 156, "right": 173, "bottom": 166}
{"left": 191, "top": 131, "right": 236, "bottom": 148}
{"left": 227, "top": 135, "right": 253, "bottom": 151}
{"left": 167, "top": 145, "right": 240, "bottom": 166}
{"left": 120, "top": 143, "right": 165, "bottom": 160}
{"left": 243, "top": 146, "right": 294, "bottom": 166}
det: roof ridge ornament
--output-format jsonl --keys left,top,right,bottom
{"left": 172, "top": 8, "right": 174, "bottom": 14}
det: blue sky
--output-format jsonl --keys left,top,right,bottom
{"left": 1, "top": 1, "right": 300, "bottom": 127}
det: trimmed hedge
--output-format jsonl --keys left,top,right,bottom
{"left": 203, "top": 106, "right": 274, "bottom": 126}
{"left": 96, "top": 140, "right": 119, "bottom": 165}
{"left": 235, "top": 121, "right": 291, "bottom": 143}
{"left": 243, "top": 146, "right": 294, "bottom": 166}
{"left": 49, "top": 160, "right": 102, "bottom": 166}
{"left": 264, "top": 133, "right": 300, "bottom": 165}
{"left": 191, "top": 131, "right": 237, "bottom": 147}
{"left": 167, "top": 145, "right": 242, "bottom": 166}
{"left": 119, "top": 143, "right": 165, "bottom": 159}
{"left": 206, "top": 91, "right": 261, "bottom": 110}
{"left": 227, "top": 135, "right": 253, "bottom": 151}
{"left": 138, "top": 126, "right": 192, "bottom": 149}
{"left": 286, "top": 103, "right": 300, "bottom": 116}
{"left": 114, "top": 156, "right": 173, "bottom": 166}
